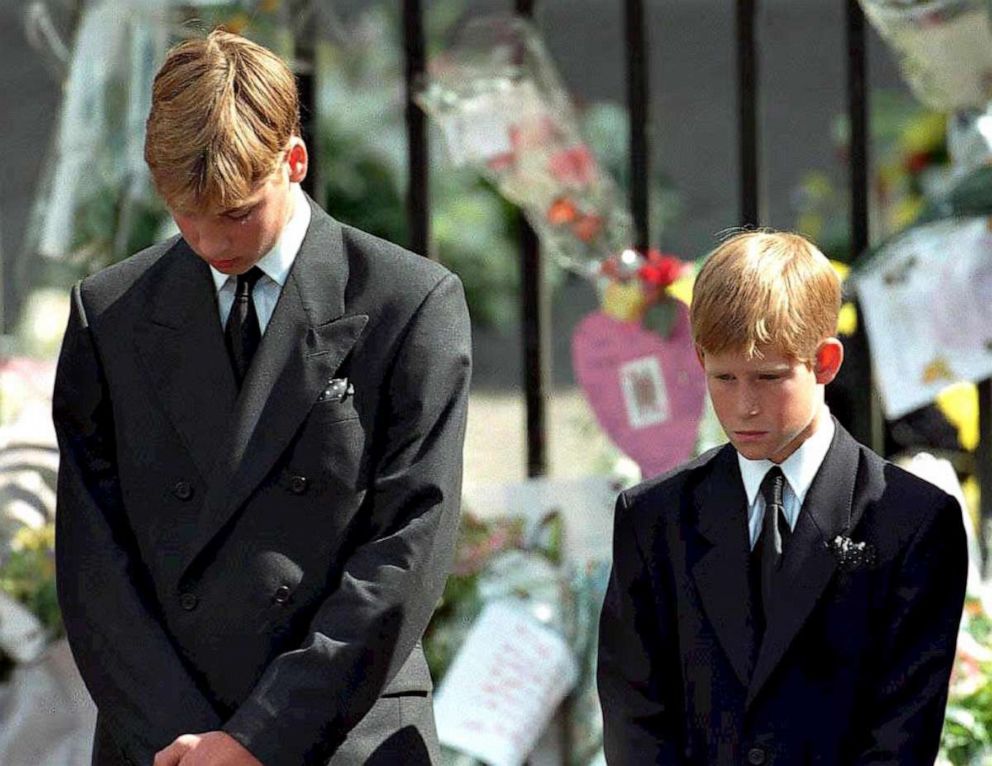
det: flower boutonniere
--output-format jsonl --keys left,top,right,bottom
{"left": 828, "top": 535, "right": 878, "bottom": 571}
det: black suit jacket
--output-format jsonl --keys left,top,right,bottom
{"left": 597, "top": 422, "right": 967, "bottom": 765}
{"left": 52, "top": 198, "right": 471, "bottom": 766}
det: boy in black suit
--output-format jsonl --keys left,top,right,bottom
{"left": 597, "top": 230, "right": 967, "bottom": 764}
{"left": 54, "top": 31, "right": 469, "bottom": 766}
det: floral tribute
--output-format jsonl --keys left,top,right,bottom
{"left": 940, "top": 592, "right": 992, "bottom": 765}
{"left": 597, "top": 247, "right": 692, "bottom": 337}
{"left": 859, "top": 0, "right": 992, "bottom": 112}
{"left": 416, "top": 14, "right": 632, "bottom": 277}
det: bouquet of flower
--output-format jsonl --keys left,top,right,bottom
{"left": 0, "top": 525, "right": 60, "bottom": 681}
{"left": 424, "top": 512, "right": 530, "bottom": 680}
{"left": 595, "top": 247, "right": 692, "bottom": 336}
{"left": 426, "top": 507, "right": 613, "bottom": 765}
{"left": 859, "top": 0, "right": 992, "bottom": 111}
{"left": 940, "top": 593, "right": 992, "bottom": 764}
{"left": 417, "top": 14, "right": 632, "bottom": 276}
{"left": 0, "top": 525, "right": 61, "bottom": 641}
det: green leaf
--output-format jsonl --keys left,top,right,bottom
{"left": 642, "top": 298, "right": 677, "bottom": 339}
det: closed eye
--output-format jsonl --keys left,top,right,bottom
{"left": 225, "top": 206, "right": 255, "bottom": 221}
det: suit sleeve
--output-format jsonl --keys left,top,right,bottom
{"left": 53, "top": 283, "right": 224, "bottom": 764}
{"left": 223, "top": 272, "right": 471, "bottom": 766}
{"left": 597, "top": 492, "right": 687, "bottom": 765}
{"left": 852, "top": 494, "right": 968, "bottom": 765}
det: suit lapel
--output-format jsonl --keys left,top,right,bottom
{"left": 689, "top": 445, "right": 756, "bottom": 688}
{"left": 180, "top": 201, "right": 368, "bottom": 576}
{"left": 746, "top": 421, "right": 862, "bottom": 708}
{"left": 135, "top": 242, "right": 238, "bottom": 481}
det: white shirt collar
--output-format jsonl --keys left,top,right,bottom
{"left": 737, "top": 408, "right": 835, "bottom": 508}
{"left": 210, "top": 184, "right": 311, "bottom": 292}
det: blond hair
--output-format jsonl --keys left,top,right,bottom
{"left": 144, "top": 30, "right": 300, "bottom": 212}
{"left": 690, "top": 230, "right": 841, "bottom": 363}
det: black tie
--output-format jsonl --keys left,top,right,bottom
{"left": 752, "top": 466, "right": 791, "bottom": 641}
{"left": 224, "top": 267, "right": 264, "bottom": 388}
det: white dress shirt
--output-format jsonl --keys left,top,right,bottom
{"left": 737, "top": 411, "right": 835, "bottom": 550}
{"left": 210, "top": 183, "right": 311, "bottom": 333}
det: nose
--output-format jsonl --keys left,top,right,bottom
{"left": 183, "top": 222, "right": 228, "bottom": 260}
{"left": 189, "top": 225, "right": 229, "bottom": 260}
{"left": 738, "top": 385, "right": 759, "bottom": 418}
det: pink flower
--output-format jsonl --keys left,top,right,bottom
{"left": 548, "top": 144, "right": 596, "bottom": 186}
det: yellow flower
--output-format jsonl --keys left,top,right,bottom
{"left": 667, "top": 271, "right": 694, "bottom": 307}
{"left": 937, "top": 382, "right": 978, "bottom": 452}
{"left": 836, "top": 303, "right": 857, "bottom": 336}
{"left": 10, "top": 524, "right": 54, "bottom": 553}
{"left": 900, "top": 111, "right": 945, "bottom": 155}
{"left": 602, "top": 282, "right": 648, "bottom": 322}
{"left": 891, "top": 196, "right": 925, "bottom": 231}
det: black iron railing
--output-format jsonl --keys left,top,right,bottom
{"left": 305, "top": 1, "right": 992, "bottom": 572}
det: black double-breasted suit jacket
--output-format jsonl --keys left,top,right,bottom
{"left": 52, "top": 197, "right": 471, "bottom": 766}
{"left": 598, "top": 422, "right": 967, "bottom": 765}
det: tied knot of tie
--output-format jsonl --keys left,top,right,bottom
{"left": 760, "top": 466, "right": 785, "bottom": 517}
{"left": 751, "top": 466, "right": 791, "bottom": 652}
{"left": 225, "top": 267, "right": 265, "bottom": 388}
{"left": 757, "top": 466, "right": 789, "bottom": 571}
{"left": 234, "top": 266, "right": 265, "bottom": 299}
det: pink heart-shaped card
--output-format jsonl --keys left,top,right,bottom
{"left": 572, "top": 302, "right": 706, "bottom": 479}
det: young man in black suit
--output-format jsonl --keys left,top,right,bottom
{"left": 597, "top": 230, "right": 967, "bottom": 764}
{"left": 53, "top": 31, "right": 470, "bottom": 766}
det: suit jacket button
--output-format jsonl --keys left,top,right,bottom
{"left": 173, "top": 481, "right": 194, "bottom": 501}
{"left": 747, "top": 747, "right": 767, "bottom": 765}
{"left": 289, "top": 475, "right": 308, "bottom": 494}
{"left": 273, "top": 585, "right": 292, "bottom": 604}
{"left": 180, "top": 592, "right": 198, "bottom": 611}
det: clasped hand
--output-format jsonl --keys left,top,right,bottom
{"left": 153, "top": 731, "right": 263, "bottom": 766}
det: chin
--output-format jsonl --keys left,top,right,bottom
{"left": 731, "top": 441, "right": 774, "bottom": 461}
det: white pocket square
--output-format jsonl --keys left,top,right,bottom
{"left": 319, "top": 377, "right": 354, "bottom": 402}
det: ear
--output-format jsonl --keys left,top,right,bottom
{"left": 286, "top": 137, "right": 308, "bottom": 184}
{"left": 813, "top": 337, "right": 843, "bottom": 385}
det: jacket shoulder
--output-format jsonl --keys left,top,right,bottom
{"left": 857, "top": 442, "right": 960, "bottom": 526}
{"left": 621, "top": 444, "right": 730, "bottom": 519}
{"left": 339, "top": 223, "right": 456, "bottom": 302}
{"left": 77, "top": 236, "right": 181, "bottom": 315}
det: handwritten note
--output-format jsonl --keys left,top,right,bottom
{"left": 434, "top": 601, "right": 578, "bottom": 766}
{"left": 855, "top": 217, "right": 992, "bottom": 418}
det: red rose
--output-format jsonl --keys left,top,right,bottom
{"left": 905, "top": 151, "right": 930, "bottom": 174}
{"left": 637, "top": 250, "right": 684, "bottom": 288}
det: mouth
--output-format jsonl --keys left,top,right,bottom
{"left": 211, "top": 258, "right": 238, "bottom": 270}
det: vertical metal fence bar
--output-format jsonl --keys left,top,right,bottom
{"left": 736, "top": 0, "right": 759, "bottom": 226}
{"left": 403, "top": 0, "right": 431, "bottom": 258}
{"left": 847, "top": 0, "right": 869, "bottom": 260}
{"left": 625, "top": 0, "right": 650, "bottom": 252}
{"left": 297, "top": 28, "right": 323, "bottom": 207}
{"left": 516, "top": 0, "right": 550, "bottom": 479}
{"left": 978, "top": 379, "right": 992, "bottom": 575}
{"left": 843, "top": 0, "right": 885, "bottom": 454}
